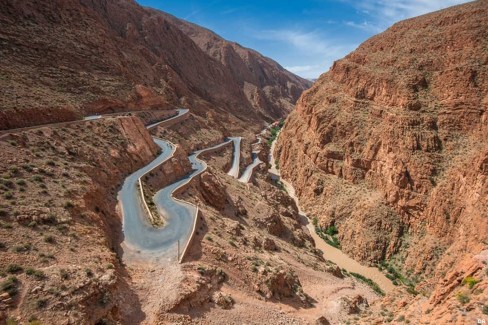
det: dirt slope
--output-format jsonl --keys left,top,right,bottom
{"left": 0, "top": 0, "right": 310, "bottom": 130}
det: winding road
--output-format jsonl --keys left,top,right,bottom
{"left": 238, "top": 135, "right": 263, "bottom": 183}
{"left": 119, "top": 110, "right": 238, "bottom": 261}
{"left": 226, "top": 137, "right": 241, "bottom": 178}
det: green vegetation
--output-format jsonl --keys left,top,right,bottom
{"left": 267, "top": 120, "right": 285, "bottom": 146}
{"left": 13, "top": 242, "right": 32, "bottom": 252}
{"left": 59, "top": 269, "right": 69, "bottom": 280}
{"left": 456, "top": 292, "right": 470, "bottom": 304}
{"left": 314, "top": 221, "right": 341, "bottom": 249}
{"left": 26, "top": 268, "right": 46, "bottom": 280}
{"left": 44, "top": 235, "right": 56, "bottom": 244}
{"left": 482, "top": 304, "right": 488, "bottom": 315}
{"left": 36, "top": 298, "right": 48, "bottom": 309}
{"left": 63, "top": 201, "right": 74, "bottom": 209}
{"left": 6, "top": 264, "right": 23, "bottom": 274}
{"left": 350, "top": 272, "right": 385, "bottom": 296}
{"left": 85, "top": 268, "right": 94, "bottom": 277}
{"left": 1, "top": 276, "right": 19, "bottom": 296}
{"left": 462, "top": 276, "right": 478, "bottom": 289}
{"left": 378, "top": 260, "right": 418, "bottom": 295}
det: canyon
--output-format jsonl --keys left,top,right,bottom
{"left": 0, "top": 0, "right": 487, "bottom": 324}
{"left": 276, "top": 0, "right": 488, "bottom": 323}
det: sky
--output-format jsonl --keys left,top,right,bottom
{"left": 136, "top": 0, "right": 471, "bottom": 79}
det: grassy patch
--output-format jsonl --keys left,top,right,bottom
{"left": 350, "top": 272, "right": 385, "bottom": 296}
{"left": 314, "top": 222, "right": 341, "bottom": 249}
{"left": 462, "top": 276, "right": 478, "bottom": 289}
{"left": 266, "top": 120, "right": 285, "bottom": 146}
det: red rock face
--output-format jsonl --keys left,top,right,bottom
{"left": 0, "top": 0, "right": 310, "bottom": 129}
{"left": 276, "top": 0, "right": 488, "bottom": 315}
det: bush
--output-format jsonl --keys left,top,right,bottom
{"left": 32, "top": 175, "right": 44, "bottom": 183}
{"left": 36, "top": 298, "right": 48, "bottom": 309}
{"left": 16, "top": 179, "right": 26, "bottom": 186}
{"left": 325, "top": 225, "right": 338, "bottom": 236}
{"left": 60, "top": 269, "right": 69, "bottom": 280}
{"left": 85, "top": 268, "right": 94, "bottom": 277}
{"left": 6, "top": 264, "right": 23, "bottom": 274}
{"left": 26, "top": 268, "right": 46, "bottom": 280}
{"left": 462, "top": 276, "right": 478, "bottom": 289}
{"left": 1, "top": 276, "right": 19, "bottom": 296}
{"left": 482, "top": 304, "right": 488, "bottom": 315}
{"left": 456, "top": 292, "right": 470, "bottom": 304}
{"left": 44, "top": 235, "right": 55, "bottom": 244}
{"left": 13, "top": 243, "right": 32, "bottom": 252}
{"left": 350, "top": 272, "right": 385, "bottom": 296}
{"left": 63, "top": 201, "right": 74, "bottom": 209}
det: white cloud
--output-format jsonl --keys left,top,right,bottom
{"left": 254, "top": 29, "right": 330, "bottom": 55}
{"left": 343, "top": 21, "right": 383, "bottom": 34}
{"left": 344, "top": 0, "right": 472, "bottom": 28}
{"left": 285, "top": 65, "right": 317, "bottom": 74}
{"left": 252, "top": 29, "right": 355, "bottom": 78}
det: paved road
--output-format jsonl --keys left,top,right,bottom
{"left": 238, "top": 133, "right": 265, "bottom": 183}
{"left": 119, "top": 110, "right": 232, "bottom": 258}
{"left": 146, "top": 108, "right": 189, "bottom": 129}
{"left": 227, "top": 137, "right": 241, "bottom": 178}
{"left": 119, "top": 139, "right": 176, "bottom": 252}
{"left": 0, "top": 108, "right": 182, "bottom": 139}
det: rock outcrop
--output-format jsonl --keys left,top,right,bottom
{"left": 277, "top": 0, "right": 488, "bottom": 322}
{"left": 0, "top": 0, "right": 310, "bottom": 130}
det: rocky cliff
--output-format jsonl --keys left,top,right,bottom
{"left": 276, "top": 1, "right": 488, "bottom": 322}
{"left": 0, "top": 0, "right": 310, "bottom": 130}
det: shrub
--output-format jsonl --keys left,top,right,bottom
{"left": 13, "top": 243, "right": 32, "bottom": 252}
{"left": 44, "top": 235, "right": 55, "bottom": 244}
{"left": 4, "top": 191, "right": 13, "bottom": 200}
{"left": 106, "top": 263, "right": 114, "bottom": 269}
{"left": 6, "top": 264, "right": 23, "bottom": 274}
{"left": 36, "top": 298, "right": 48, "bottom": 309}
{"left": 456, "top": 292, "right": 470, "bottom": 304}
{"left": 462, "top": 276, "right": 478, "bottom": 289}
{"left": 482, "top": 304, "right": 488, "bottom": 315}
{"left": 63, "top": 201, "right": 74, "bottom": 209}
{"left": 16, "top": 179, "right": 26, "bottom": 186}
{"left": 59, "top": 269, "right": 69, "bottom": 280}
{"left": 33, "top": 270, "right": 46, "bottom": 280}
{"left": 350, "top": 272, "right": 385, "bottom": 296}
{"left": 22, "top": 164, "right": 33, "bottom": 172}
{"left": 32, "top": 175, "right": 44, "bottom": 183}
{"left": 1, "top": 276, "right": 19, "bottom": 296}
{"left": 325, "top": 225, "right": 338, "bottom": 236}
{"left": 85, "top": 268, "right": 94, "bottom": 277}
{"left": 9, "top": 167, "right": 19, "bottom": 176}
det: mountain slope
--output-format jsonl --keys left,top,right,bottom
{"left": 0, "top": 0, "right": 310, "bottom": 130}
{"left": 276, "top": 1, "right": 488, "bottom": 322}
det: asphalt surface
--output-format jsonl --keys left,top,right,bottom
{"left": 227, "top": 137, "right": 241, "bottom": 178}
{"left": 119, "top": 109, "right": 232, "bottom": 256}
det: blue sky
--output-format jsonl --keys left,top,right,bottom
{"left": 136, "top": 0, "right": 471, "bottom": 79}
